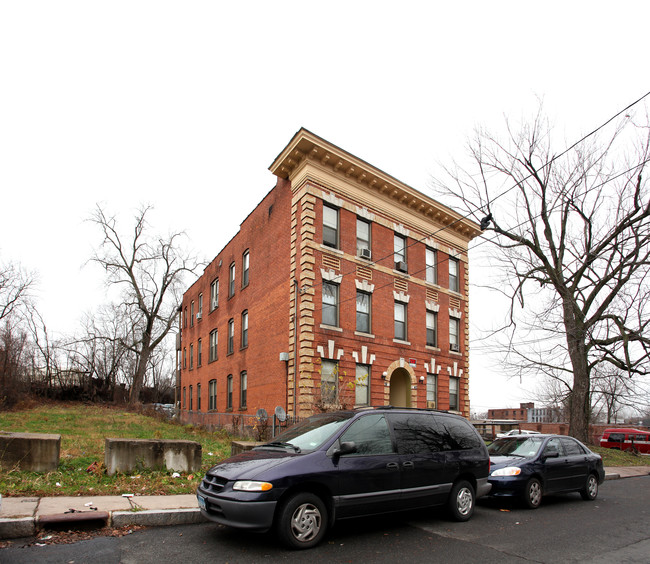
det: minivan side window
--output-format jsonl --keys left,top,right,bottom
{"left": 608, "top": 433, "right": 625, "bottom": 442}
{"left": 389, "top": 413, "right": 446, "bottom": 454}
{"left": 339, "top": 414, "right": 394, "bottom": 455}
{"left": 437, "top": 416, "right": 484, "bottom": 450}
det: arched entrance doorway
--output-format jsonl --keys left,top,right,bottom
{"left": 388, "top": 367, "right": 412, "bottom": 407}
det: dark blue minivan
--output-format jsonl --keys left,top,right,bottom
{"left": 197, "top": 407, "right": 491, "bottom": 549}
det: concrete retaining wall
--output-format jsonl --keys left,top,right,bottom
{"left": 104, "top": 438, "right": 202, "bottom": 475}
{"left": 0, "top": 432, "right": 61, "bottom": 472}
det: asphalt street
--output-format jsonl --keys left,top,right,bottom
{"left": 2, "top": 477, "right": 649, "bottom": 564}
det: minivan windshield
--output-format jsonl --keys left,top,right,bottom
{"left": 488, "top": 437, "right": 544, "bottom": 458}
{"left": 258, "top": 412, "right": 354, "bottom": 452}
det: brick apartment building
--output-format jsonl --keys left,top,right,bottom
{"left": 177, "top": 129, "right": 481, "bottom": 424}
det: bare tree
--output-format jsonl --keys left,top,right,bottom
{"left": 434, "top": 108, "right": 650, "bottom": 442}
{"left": 88, "top": 205, "right": 199, "bottom": 405}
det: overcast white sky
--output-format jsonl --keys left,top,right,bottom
{"left": 1, "top": 1, "right": 648, "bottom": 412}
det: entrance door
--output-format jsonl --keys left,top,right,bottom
{"left": 389, "top": 368, "right": 411, "bottom": 407}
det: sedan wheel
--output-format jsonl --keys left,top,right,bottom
{"left": 580, "top": 474, "right": 599, "bottom": 501}
{"left": 276, "top": 492, "right": 328, "bottom": 549}
{"left": 524, "top": 478, "right": 542, "bottom": 509}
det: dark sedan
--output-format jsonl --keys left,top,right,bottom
{"left": 487, "top": 434, "right": 605, "bottom": 508}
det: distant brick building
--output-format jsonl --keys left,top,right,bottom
{"left": 488, "top": 403, "right": 563, "bottom": 423}
{"left": 177, "top": 129, "right": 480, "bottom": 424}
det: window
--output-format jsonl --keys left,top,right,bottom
{"left": 242, "top": 250, "right": 250, "bottom": 288}
{"left": 190, "top": 301, "right": 194, "bottom": 327}
{"left": 208, "top": 379, "right": 217, "bottom": 411}
{"left": 321, "top": 360, "right": 338, "bottom": 404}
{"left": 189, "top": 343, "right": 194, "bottom": 369}
{"left": 241, "top": 310, "right": 248, "bottom": 348}
{"left": 227, "top": 374, "right": 233, "bottom": 410}
{"left": 209, "top": 329, "right": 218, "bottom": 361}
{"left": 184, "top": 306, "right": 188, "bottom": 328}
{"left": 197, "top": 293, "right": 203, "bottom": 319}
{"left": 322, "top": 282, "right": 339, "bottom": 327}
{"left": 197, "top": 338, "right": 202, "bottom": 367}
{"left": 197, "top": 383, "right": 201, "bottom": 411}
{"left": 426, "top": 247, "right": 437, "bottom": 284}
{"left": 182, "top": 387, "right": 186, "bottom": 409}
{"left": 426, "top": 373, "right": 437, "bottom": 409}
{"left": 449, "top": 257, "right": 459, "bottom": 292}
{"left": 339, "top": 414, "right": 393, "bottom": 455}
{"left": 355, "top": 364, "right": 370, "bottom": 406}
{"left": 449, "top": 376, "right": 460, "bottom": 411}
{"left": 240, "top": 371, "right": 247, "bottom": 408}
{"left": 228, "top": 319, "right": 234, "bottom": 354}
{"left": 211, "top": 278, "right": 219, "bottom": 310}
{"left": 356, "top": 291, "right": 371, "bottom": 333}
{"left": 356, "top": 218, "right": 371, "bottom": 257}
{"left": 183, "top": 347, "right": 187, "bottom": 369}
{"left": 394, "top": 301, "right": 407, "bottom": 341}
{"left": 323, "top": 204, "right": 339, "bottom": 248}
{"left": 189, "top": 385, "right": 193, "bottom": 411}
{"left": 426, "top": 310, "right": 437, "bottom": 347}
{"left": 450, "top": 317, "right": 460, "bottom": 351}
{"left": 394, "top": 234, "right": 407, "bottom": 270}
{"left": 229, "top": 262, "right": 236, "bottom": 297}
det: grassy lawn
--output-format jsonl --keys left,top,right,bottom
{"left": 591, "top": 445, "right": 650, "bottom": 467}
{"left": 0, "top": 402, "right": 233, "bottom": 497}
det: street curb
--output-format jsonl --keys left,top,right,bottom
{"left": 111, "top": 508, "right": 206, "bottom": 528}
{"left": 605, "top": 473, "right": 620, "bottom": 480}
{"left": 0, "top": 517, "right": 35, "bottom": 539}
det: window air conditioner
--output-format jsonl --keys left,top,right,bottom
{"left": 395, "top": 260, "right": 408, "bottom": 273}
{"left": 450, "top": 343, "right": 460, "bottom": 352}
{"left": 212, "top": 301, "right": 218, "bottom": 310}
{"left": 359, "top": 248, "right": 372, "bottom": 260}
{"left": 427, "top": 401, "right": 436, "bottom": 409}
{"left": 196, "top": 312, "right": 202, "bottom": 320}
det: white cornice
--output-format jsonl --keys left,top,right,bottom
{"left": 269, "top": 128, "right": 481, "bottom": 242}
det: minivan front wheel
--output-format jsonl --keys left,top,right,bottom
{"left": 448, "top": 480, "right": 475, "bottom": 521}
{"left": 276, "top": 492, "right": 328, "bottom": 549}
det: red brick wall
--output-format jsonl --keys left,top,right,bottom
{"left": 179, "top": 178, "right": 292, "bottom": 420}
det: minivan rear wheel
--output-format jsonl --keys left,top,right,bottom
{"left": 276, "top": 492, "right": 328, "bottom": 549}
{"left": 448, "top": 480, "right": 475, "bottom": 521}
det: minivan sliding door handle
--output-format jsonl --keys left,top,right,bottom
{"left": 402, "top": 461, "right": 414, "bottom": 469}
{"left": 386, "top": 462, "right": 399, "bottom": 470}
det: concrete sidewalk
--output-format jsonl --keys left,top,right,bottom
{"left": 1, "top": 466, "right": 649, "bottom": 540}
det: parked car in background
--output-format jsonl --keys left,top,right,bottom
{"left": 599, "top": 428, "right": 650, "bottom": 454}
{"left": 487, "top": 434, "right": 604, "bottom": 509}
{"left": 197, "top": 407, "right": 491, "bottom": 549}
{"left": 496, "top": 429, "right": 541, "bottom": 438}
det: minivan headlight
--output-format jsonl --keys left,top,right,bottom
{"left": 233, "top": 480, "right": 273, "bottom": 492}
{"left": 491, "top": 467, "right": 522, "bottom": 477}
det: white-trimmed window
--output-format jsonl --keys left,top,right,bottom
{"left": 242, "top": 250, "right": 250, "bottom": 288}
{"left": 227, "top": 374, "right": 233, "bottom": 410}
{"left": 241, "top": 310, "right": 248, "bottom": 348}
{"left": 228, "top": 319, "right": 234, "bottom": 354}
{"left": 189, "top": 343, "right": 194, "bottom": 369}
{"left": 197, "top": 338, "right": 202, "bottom": 367}
{"left": 426, "top": 247, "right": 437, "bottom": 284}
{"left": 208, "top": 379, "right": 217, "bottom": 411}
{"left": 321, "top": 360, "right": 338, "bottom": 404}
{"left": 323, "top": 204, "right": 339, "bottom": 248}
{"left": 449, "top": 376, "right": 460, "bottom": 411}
{"left": 229, "top": 262, "right": 236, "bottom": 297}
{"left": 209, "top": 329, "right": 218, "bottom": 362}
{"left": 394, "top": 234, "right": 407, "bottom": 270}
{"left": 189, "top": 385, "right": 193, "bottom": 411}
{"left": 197, "top": 293, "right": 203, "bottom": 319}
{"left": 322, "top": 282, "right": 339, "bottom": 327}
{"left": 355, "top": 364, "right": 370, "bottom": 406}
{"left": 240, "top": 371, "right": 247, "bottom": 408}
{"left": 427, "top": 373, "right": 437, "bottom": 409}
{"left": 450, "top": 317, "right": 460, "bottom": 352}
{"left": 426, "top": 310, "right": 437, "bottom": 347}
{"left": 356, "top": 291, "right": 371, "bottom": 333}
{"left": 356, "top": 218, "right": 371, "bottom": 257}
{"left": 197, "top": 383, "right": 201, "bottom": 411}
{"left": 394, "top": 301, "right": 407, "bottom": 341}
{"left": 211, "top": 278, "right": 219, "bottom": 310}
{"left": 449, "top": 258, "right": 459, "bottom": 292}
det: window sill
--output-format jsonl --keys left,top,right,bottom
{"left": 320, "top": 244, "right": 344, "bottom": 255}
{"left": 449, "top": 350, "right": 462, "bottom": 356}
{"left": 393, "top": 338, "right": 411, "bottom": 345}
{"left": 425, "top": 345, "right": 440, "bottom": 352}
{"left": 320, "top": 324, "right": 343, "bottom": 332}
{"left": 354, "top": 331, "right": 375, "bottom": 338}
{"left": 392, "top": 269, "right": 410, "bottom": 278}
